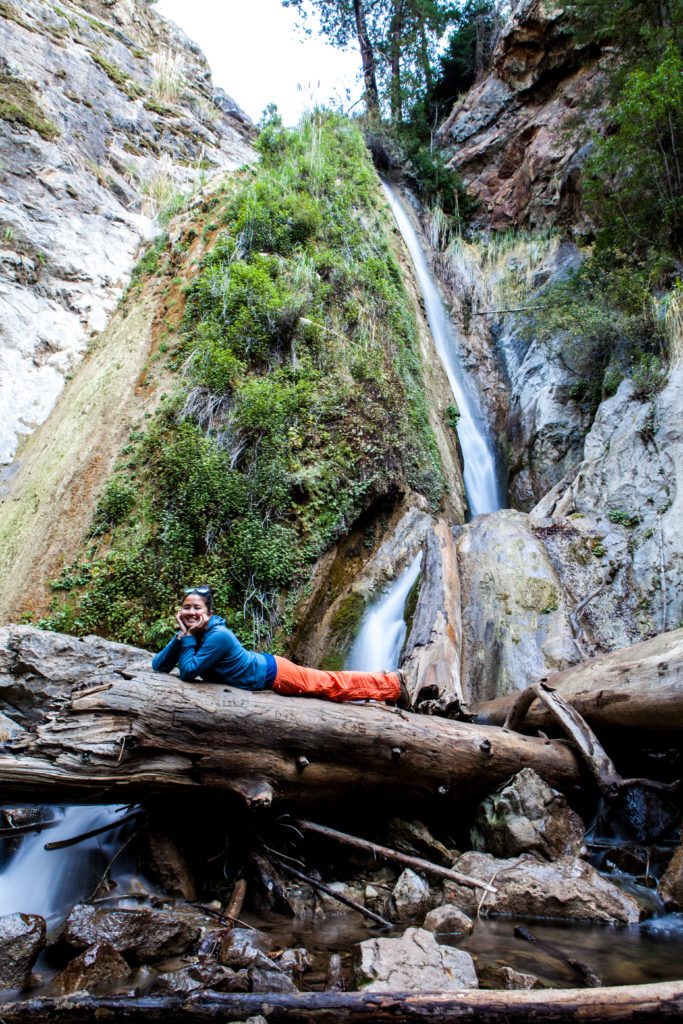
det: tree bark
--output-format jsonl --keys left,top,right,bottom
{"left": 353, "top": 0, "right": 380, "bottom": 117}
{"left": 0, "top": 626, "right": 582, "bottom": 807}
{"left": 390, "top": 0, "right": 404, "bottom": 124}
{"left": 472, "top": 627, "right": 683, "bottom": 732}
{"left": 0, "top": 982, "right": 682, "bottom": 1022}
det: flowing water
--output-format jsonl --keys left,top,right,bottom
{"left": 345, "top": 553, "right": 422, "bottom": 672}
{"left": 381, "top": 179, "right": 504, "bottom": 517}
{"left": 0, "top": 804, "right": 139, "bottom": 926}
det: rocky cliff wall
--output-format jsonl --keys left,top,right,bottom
{"left": 437, "top": 0, "right": 608, "bottom": 231}
{"left": 0, "top": 0, "right": 254, "bottom": 466}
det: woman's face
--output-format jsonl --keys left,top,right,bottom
{"left": 179, "top": 594, "right": 209, "bottom": 630}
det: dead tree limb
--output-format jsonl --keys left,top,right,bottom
{"left": 473, "top": 627, "right": 683, "bottom": 732}
{"left": 295, "top": 818, "right": 496, "bottom": 893}
{"left": 0, "top": 983, "right": 682, "bottom": 1022}
{"left": 274, "top": 859, "right": 393, "bottom": 928}
{"left": 0, "top": 626, "right": 583, "bottom": 808}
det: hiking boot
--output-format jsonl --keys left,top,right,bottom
{"left": 394, "top": 669, "right": 411, "bottom": 710}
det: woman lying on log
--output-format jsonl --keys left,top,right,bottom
{"left": 153, "top": 585, "right": 411, "bottom": 707}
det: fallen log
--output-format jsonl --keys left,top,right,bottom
{"left": 0, "top": 626, "right": 582, "bottom": 808}
{"left": 473, "top": 627, "right": 683, "bottom": 732}
{"left": 0, "top": 983, "right": 682, "bottom": 1023}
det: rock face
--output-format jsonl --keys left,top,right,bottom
{"left": 446, "top": 851, "right": 643, "bottom": 924}
{"left": 62, "top": 904, "right": 200, "bottom": 963}
{"left": 437, "top": 0, "right": 609, "bottom": 230}
{"left": 471, "top": 768, "right": 585, "bottom": 860}
{"left": 0, "top": 0, "right": 254, "bottom": 465}
{"left": 457, "top": 510, "right": 579, "bottom": 702}
{"left": 0, "top": 912, "right": 46, "bottom": 990}
{"left": 357, "top": 926, "right": 478, "bottom": 992}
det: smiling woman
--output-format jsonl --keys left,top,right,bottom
{"left": 152, "top": 585, "right": 411, "bottom": 705}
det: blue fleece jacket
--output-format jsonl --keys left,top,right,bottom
{"left": 152, "top": 614, "right": 275, "bottom": 690}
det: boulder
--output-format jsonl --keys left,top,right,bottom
{"left": 52, "top": 942, "right": 130, "bottom": 995}
{"left": 317, "top": 881, "right": 367, "bottom": 917}
{"left": 477, "top": 963, "right": 546, "bottom": 990}
{"left": 250, "top": 964, "right": 298, "bottom": 993}
{"left": 143, "top": 831, "right": 197, "bottom": 901}
{"left": 218, "top": 928, "right": 273, "bottom": 970}
{"left": 357, "top": 926, "right": 478, "bottom": 992}
{"left": 391, "top": 869, "right": 432, "bottom": 921}
{"left": 153, "top": 962, "right": 249, "bottom": 995}
{"left": 471, "top": 768, "right": 585, "bottom": 860}
{"left": 0, "top": 912, "right": 46, "bottom": 990}
{"left": 660, "top": 844, "right": 683, "bottom": 909}
{"left": 423, "top": 904, "right": 473, "bottom": 935}
{"left": 62, "top": 905, "right": 200, "bottom": 964}
{"left": 443, "top": 852, "right": 643, "bottom": 924}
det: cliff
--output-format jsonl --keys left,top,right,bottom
{"left": 0, "top": 0, "right": 254, "bottom": 467}
{"left": 437, "top": 0, "right": 608, "bottom": 231}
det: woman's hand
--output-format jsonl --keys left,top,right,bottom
{"left": 175, "top": 610, "right": 190, "bottom": 635}
{"left": 187, "top": 611, "right": 210, "bottom": 635}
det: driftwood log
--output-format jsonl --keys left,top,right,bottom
{"left": 0, "top": 626, "right": 584, "bottom": 807}
{"left": 0, "top": 983, "right": 682, "bottom": 1023}
{"left": 473, "top": 627, "right": 683, "bottom": 732}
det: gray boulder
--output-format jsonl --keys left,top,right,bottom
{"left": 471, "top": 767, "right": 585, "bottom": 860}
{"left": 423, "top": 904, "right": 473, "bottom": 935}
{"left": 391, "top": 868, "right": 431, "bottom": 920}
{"left": 357, "top": 926, "right": 478, "bottom": 992}
{"left": 62, "top": 904, "right": 200, "bottom": 964}
{"left": 0, "top": 912, "right": 46, "bottom": 990}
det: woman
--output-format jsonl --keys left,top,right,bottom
{"left": 152, "top": 585, "right": 410, "bottom": 707}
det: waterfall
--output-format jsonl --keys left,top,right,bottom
{"left": 345, "top": 553, "right": 422, "bottom": 672}
{"left": 381, "top": 179, "right": 504, "bottom": 517}
{"left": 0, "top": 805, "right": 138, "bottom": 922}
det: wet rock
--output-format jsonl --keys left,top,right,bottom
{"left": 457, "top": 510, "right": 579, "bottom": 703}
{"left": 143, "top": 830, "right": 197, "bottom": 901}
{"left": 423, "top": 904, "right": 473, "bottom": 935}
{"left": 385, "top": 818, "right": 455, "bottom": 865}
{"left": 391, "top": 868, "right": 431, "bottom": 920}
{"left": 282, "top": 881, "right": 320, "bottom": 920}
{"left": 444, "top": 852, "right": 643, "bottom": 924}
{"left": 153, "top": 962, "right": 249, "bottom": 995}
{"left": 660, "top": 843, "right": 683, "bottom": 909}
{"left": 317, "top": 881, "right": 367, "bottom": 917}
{"left": 357, "top": 926, "right": 478, "bottom": 992}
{"left": 218, "top": 928, "right": 272, "bottom": 970}
{"left": 0, "top": 912, "right": 46, "bottom": 989}
{"left": 62, "top": 904, "right": 200, "bottom": 964}
{"left": 471, "top": 768, "right": 585, "bottom": 860}
{"left": 276, "top": 947, "right": 312, "bottom": 977}
{"left": 52, "top": 942, "right": 130, "bottom": 995}
{"left": 477, "top": 963, "right": 546, "bottom": 990}
{"left": 250, "top": 964, "right": 298, "bottom": 993}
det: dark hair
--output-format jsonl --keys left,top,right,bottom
{"left": 183, "top": 585, "right": 213, "bottom": 611}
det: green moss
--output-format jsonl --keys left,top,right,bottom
{"left": 0, "top": 73, "right": 60, "bottom": 140}
{"left": 320, "top": 592, "right": 366, "bottom": 671}
{"left": 91, "top": 52, "right": 142, "bottom": 99}
{"left": 42, "top": 113, "right": 445, "bottom": 650}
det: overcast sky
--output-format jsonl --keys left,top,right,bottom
{"left": 155, "top": 0, "right": 363, "bottom": 125}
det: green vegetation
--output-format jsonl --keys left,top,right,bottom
{"left": 42, "top": 113, "right": 444, "bottom": 650}
{"left": 91, "top": 52, "right": 142, "bottom": 99}
{"left": 608, "top": 510, "right": 640, "bottom": 528}
{"left": 0, "top": 72, "right": 60, "bottom": 140}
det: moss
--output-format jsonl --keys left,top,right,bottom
{"left": 320, "top": 592, "right": 366, "bottom": 671}
{"left": 91, "top": 52, "right": 142, "bottom": 99}
{"left": 0, "top": 73, "right": 60, "bottom": 140}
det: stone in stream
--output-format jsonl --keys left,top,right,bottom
{"left": 471, "top": 768, "right": 585, "bottom": 860}
{"left": 218, "top": 927, "right": 273, "bottom": 969}
{"left": 52, "top": 942, "right": 130, "bottom": 995}
{"left": 442, "top": 852, "right": 643, "bottom": 924}
{"left": 153, "top": 962, "right": 249, "bottom": 995}
{"left": 477, "top": 963, "right": 547, "bottom": 990}
{"left": 660, "top": 844, "right": 683, "bottom": 909}
{"left": 62, "top": 904, "right": 200, "bottom": 964}
{"left": 423, "top": 904, "right": 474, "bottom": 935}
{"left": 391, "top": 868, "right": 432, "bottom": 920}
{"left": 0, "top": 912, "right": 46, "bottom": 990}
{"left": 143, "top": 830, "right": 197, "bottom": 901}
{"left": 356, "top": 926, "right": 478, "bottom": 991}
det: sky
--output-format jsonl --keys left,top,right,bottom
{"left": 155, "top": 0, "right": 364, "bottom": 126}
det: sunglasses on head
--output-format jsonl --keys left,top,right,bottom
{"left": 183, "top": 586, "right": 212, "bottom": 597}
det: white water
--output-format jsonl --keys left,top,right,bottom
{"left": 345, "top": 553, "right": 422, "bottom": 672}
{"left": 381, "top": 180, "right": 503, "bottom": 516}
{"left": 0, "top": 805, "right": 137, "bottom": 922}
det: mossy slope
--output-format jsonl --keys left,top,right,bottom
{"left": 41, "top": 113, "right": 445, "bottom": 650}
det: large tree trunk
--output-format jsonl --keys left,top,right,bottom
{"left": 353, "top": 0, "right": 381, "bottom": 118}
{"left": 0, "top": 626, "right": 582, "bottom": 807}
{"left": 390, "top": 0, "right": 404, "bottom": 124}
{"left": 0, "top": 982, "right": 682, "bottom": 1022}
{"left": 472, "top": 627, "right": 683, "bottom": 732}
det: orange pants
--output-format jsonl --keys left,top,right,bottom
{"left": 272, "top": 656, "right": 400, "bottom": 703}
